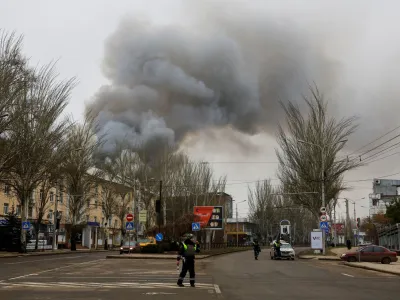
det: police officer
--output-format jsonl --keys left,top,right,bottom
{"left": 252, "top": 239, "right": 261, "bottom": 260}
{"left": 177, "top": 234, "right": 200, "bottom": 287}
{"left": 274, "top": 239, "right": 281, "bottom": 258}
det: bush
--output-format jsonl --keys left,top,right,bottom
{"left": 141, "top": 244, "right": 164, "bottom": 253}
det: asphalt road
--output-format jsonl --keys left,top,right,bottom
{"left": 0, "top": 249, "right": 399, "bottom": 299}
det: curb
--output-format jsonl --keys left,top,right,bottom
{"left": 344, "top": 262, "right": 400, "bottom": 276}
{"left": 0, "top": 250, "right": 115, "bottom": 259}
{"left": 106, "top": 248, "right": 252, "bottom": 260}
{"left": 298, "top": 255, "right": 341, "bottom": 261}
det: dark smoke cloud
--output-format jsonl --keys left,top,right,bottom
{"left": 87, "top": 0, "right": 400, "bottom": 156}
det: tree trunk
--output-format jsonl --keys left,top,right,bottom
{"left": 34, "top": 223, "right": 40, "bottom": 250}
{"left": 70, "top": 226, "right": 77, "bottom": 251}
{"left": 20, "top": 199, "right": 27, "bottom": 253}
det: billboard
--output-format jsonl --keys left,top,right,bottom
{"left": 332, "top": 223, "right": 345, "bottom": 235}
{"left": 311, "top": 231, "right": 323, "bottom": 249}
{"left": 193, "top": 206, "right": 223, "bottom": 230}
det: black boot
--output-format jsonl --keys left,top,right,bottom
{"left": 190, "top": 280, "right": 195, "bottom": 287}
{"left": 177, "top": 279, "right": 184, "bottom": 287}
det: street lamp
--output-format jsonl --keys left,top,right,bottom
{"left": 235, "top": 200, "right": 247, "bottom": 247}
{"left": 297, "top": 139, "right": 347, "bottom": 255}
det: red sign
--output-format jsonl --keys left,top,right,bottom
{"left": 193, "top": 206, "right": 223, "bottom": 230}
{"left": 332, "top": 223, "right": 345, "bottom": 234}
{"left": 126, "top": 214, "right": 134, "bottom": 222}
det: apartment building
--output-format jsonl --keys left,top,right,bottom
{"left": 0, "top": 175, "right": 136, "bottom": 250}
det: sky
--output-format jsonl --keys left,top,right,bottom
{"left": 2, "top": 0, "right": 400, "bottom": 221}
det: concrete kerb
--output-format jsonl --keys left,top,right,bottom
{"left": 106, "top": 248, "right": 253, "bottom": 260}
{"left": 344, "top": 262, "right": 400, "bottom": 276}
{"left": 0, "top": 249, "right": 115, "bottom": 259}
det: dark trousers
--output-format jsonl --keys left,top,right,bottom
{"left": 178, "top": 258, "right": 195, "bottom": 285}
{"left": 276, "top": 247, "right": 281, "bottom": 257}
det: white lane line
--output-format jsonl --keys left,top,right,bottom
{"left": 214, "top": 284, "right": 222, "bottom": 294}
{"left": 4, "top": 256, "right": 83, "bottom": 265}
{"left": 6, "top": 259, "right": 105, "bottom": 281}
{"left": 342, "top": 273, "right": 354, "bottom": 277}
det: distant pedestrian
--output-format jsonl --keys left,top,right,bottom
{"left": 177, "top": 234, "right": 200, "bottom": 287}
{"left": 346, "top": 239, "right": 351, "bottom": 250}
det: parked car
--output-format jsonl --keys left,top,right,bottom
{"left": 120, "top": 241, "right": 139, "bottom": 254}
{"left": 340, "top": 245, "right": 398, "bottom": 264}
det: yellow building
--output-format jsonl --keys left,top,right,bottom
{"left": 0, "top": 175, "right": 136, "bottom": 250}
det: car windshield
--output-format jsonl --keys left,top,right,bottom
{"left": 123, "top": 241, "right": 136, "bottom": 246}
{"left": 280, "top": 244, "right": 292, "bottom": 248}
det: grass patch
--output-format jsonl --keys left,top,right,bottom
{"left": 299, "top": 248, "right": 337, "bottom": 257}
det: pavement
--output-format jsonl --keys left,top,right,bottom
{"left": 1, "top": 249, "right": 400, "bottom": 299}
{"left": 298, "top": 247, "right": 358, "bottom": 261}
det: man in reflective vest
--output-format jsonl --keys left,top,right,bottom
{"left": 177, "top": 234, "right": 200, "bottom": 287}
{"left": 274, "top": 239, "right": 281, "bottom": 258}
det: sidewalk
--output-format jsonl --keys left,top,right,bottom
{"left": 0, "top": 248, "right": 114, "bottom": 258}
{"left": 344, "top": 261, "right": 400, "bottom": 276}
{"left": 298, "top": 247, "right": 357, "bottom": 261}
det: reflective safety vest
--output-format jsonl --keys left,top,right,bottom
{"left": 183, "top": 243, "right": 197, "bottom": 256}
{"left": 274, "top": 241, "right": 280, "bottom": 248}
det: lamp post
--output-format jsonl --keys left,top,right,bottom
{"left": 297, "top": 139, "right": 347, "bottom": 255}
{"left": 235, "top": 200, "right": 246, "bottom": 247}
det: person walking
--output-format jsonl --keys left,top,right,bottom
{"left": 273, "top": 239, "right": 281, "bottom": 258}
{"left": 252, "top": 239, "right": 261, "bottom": 260}
{"left": 177, "top": 234, "right": 200, "bottom": 287}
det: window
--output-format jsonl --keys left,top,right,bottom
{"left": 57, "top": 211, "right": 62, "bottom": 220}
{"left": 373, "top": 246, "right": 385, "bottom": 252}
{"left": 4, "top": 184, "right": 10, "bottom": 195}
{"left": 86, "top": 215, "right": 89, "bottom": 222}
{"left": 102, "top": 217, "right": 105, "bottom": 226}
{"left": 94, "top": 216, "right": 97, "bottom": 222}
{"left": 50, "top": 191, "right": 54, "bottom": 202}
{"left": 48, "top": 210, "right": 53, "bottom": 220}
{"left": 30, "top": 190, "right": 35, "bottom": 204}
{"left": 28, "top": 206, "right": 33, "bottom": 218}
{"left": 95, "top": 199, "right": 98, "bottom": 209}
{"left": 39, "top": 189, "right": 44, "bottom": 201}
{"left": 58, "top": 184, "right": 63, "bottom": 203}
{"left": 114, "top": 219, "right": 118, "bottom": 228}
{"left": 3, "top": 203, "right": 9, "bottom": 214}
{"left": 361, "top": 246, "right": 374, "bottom": 252}
{"left": 16, "top": 205, "right": 21, "bottom": 216}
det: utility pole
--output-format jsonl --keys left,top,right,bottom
{"left": 52, "top": 182, "right": 59, "bottom": 251}
{"left": 321, "top": 145, "right": 326, "bottom": 255}
{"left": 353, "top": 201, "right": 356, "bottom": 246}
{"left": 159, "top": 180, "right": 162, "bottom": 233}
{"left": 163, "top": 149, "right": 167, "bottom": 227}
{"left": 345, "top": 199, "right": 350, "bottom": 241}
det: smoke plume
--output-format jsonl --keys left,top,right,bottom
{"left": 87, "top": 0, "right": 400, "bottom": 155}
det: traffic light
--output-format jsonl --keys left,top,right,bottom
{"left": 356, "top": 217, "right": 360, "bottom": 228}
{"left": 155, "top": 200, "right": 161, "bottom": 213}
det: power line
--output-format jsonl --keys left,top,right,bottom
{"left": 360, "top": 141, "right": 400, "bottom": 163}
{"left": 347, "top": 124, "right": 400, "bottom": 156}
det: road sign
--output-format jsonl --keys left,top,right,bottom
{"left": 126, "top": 214, "right": 134, "bottom": 222}
{"left": 22, "top": 221, "right": 30, "bottom": 230}
{"left": 155, "top": 233, "right": 163, "bottom": 242}
{"left": 139, "top": 211, "right": 147, "bottom": 222}
{"left": 192, "top": 222, "right": 200, "bottom": 231}
{"left": 126, "top": 222, "right": 134, "bottom": 231}
{"left": 193, "top": 206, "right": 224, "bottom": 230}
{"left": 319, "top": 221, "right": 329, "bottom": 229}
{"left": 320, "top": 207, "right": 326, "bottom": 214}
{"left": 319, "top": 214, "right": 327, "bottom": 222}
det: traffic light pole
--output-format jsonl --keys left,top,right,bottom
{"left": 159, "top": 180, "right": 162, "bottom": 233}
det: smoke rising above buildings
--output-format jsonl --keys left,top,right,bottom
{"left": 86, "top": 1, "right": 400, "bottom": 155}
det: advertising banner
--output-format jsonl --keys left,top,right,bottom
{"left": 311, "top": 231, "right": 323, "bottom": 249}
{"left": 193, "top": 206, "right": 223, "bottom": 230}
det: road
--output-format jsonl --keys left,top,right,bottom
{"left": 0, "top": 250, "right": 399, "bottom": 299}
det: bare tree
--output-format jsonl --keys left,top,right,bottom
{"left": 276, "top": 86, "right": 361, "bottom": 219}
{"left": 62, "top": 115, "right": 102, "bottom": 251}
{"left": 1, "top": 63, "right": 74, "bottom": 252}
{"left": 0, "top": 30, "right": 30, "bottom": 174}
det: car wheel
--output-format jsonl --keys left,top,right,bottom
{"left": 291, "top": 258, "right": 295, "bottom": 260}
{"left": 120, "top": 251, "right": 123, "bottom": 255}
{"left": 347, "top": 256, "right": 357, "bottom": 263}
{"left": 381, "top": 257, "right": 391, "bottom": 264}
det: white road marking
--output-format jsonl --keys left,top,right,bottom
{"left": 342, "top": 273, "right": 354, "bottom": 277}
{"left": 4, "top": 256, "right": 83, "bottom": 265}
{"left": 6, "top": 259, "right": 105, "bottom": 281}
{"left": 214, "top": 284, "right": 222, "bottom": 294}
{"left": 0, "top": 281, "right": 216, "bottom": 290}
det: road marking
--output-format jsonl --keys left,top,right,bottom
{"left": 0, "top": 281, "right": 216, "bottom": 290}
{"left": 4, "top": 256, "right": 83, "bottom": 265}
{"left": 214, "top": 284, "right": 222, "bottom": 294}
{"left": 6, "top": 259, "right": 105, "bottom": 281}
{"left": 342, "top": 273, "right": 354, "bottom": 277}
